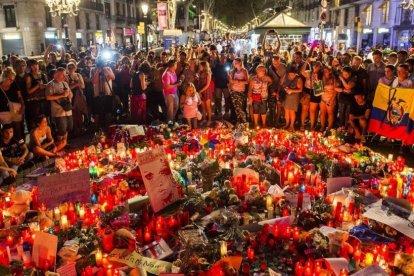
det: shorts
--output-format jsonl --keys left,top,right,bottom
{"left": 54, "top": 116, "right": 73, "bottom": 136}
{"left": 93, "top": 95, "right": 114, "bottom": 116}
{"left": 310, "top": 90, "right": 322, "bottom": 103}
{"left": 252, "top": 100, "right": 267, "bottom": 115}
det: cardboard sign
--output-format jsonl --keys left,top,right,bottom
{"left": 327, "top": 177, "right": 353, "bottom": 195}
{"left": 285, "top": 193, "right": 312, "bottom": 210}
{"left": 108, "top": 249, "right": 172, "bottom": 275}
{"left": 38, "top": 169, "right": 90, "bottom": 209}
{"left": 32, "top": 232, "right": 58, "bottom": 269}
{"left": 137, "top": 147, "right": 180, "bottom": 213}
{"left": 320, "top": 258, "right": 348, "bottom": 276}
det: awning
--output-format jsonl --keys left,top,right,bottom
{"left": 257, "top": 12, "right": 309, "bottom": 28}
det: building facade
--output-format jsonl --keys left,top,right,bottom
{"left": 0, "top": 0, "right": 143, "bottom": 56}
{"left": 293, "top": 0, "right": 413, "bottom": 50}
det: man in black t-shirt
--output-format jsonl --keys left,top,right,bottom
{"left": 348, "top": 93, "right": 372, "bottom": 142}
{"left": 0, "top": 124, "right": 33, "bottom": 171}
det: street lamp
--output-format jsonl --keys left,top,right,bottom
{"left": 45, "top": 0, "right": 81, "bottom": 50}
{"left": 141, "top": 2, "right": 149, "bottom": 51}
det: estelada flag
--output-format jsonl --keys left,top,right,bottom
{"left": 368, "top": 83, "right": 414, "bottom": 144}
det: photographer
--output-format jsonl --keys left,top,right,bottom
{"left": 91, "top": 58, "right": 116, "bottom": 128}
{"left": 45, "top": 67, "right": 73, "bottom": 151}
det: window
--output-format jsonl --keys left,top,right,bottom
{"left": 45, "top": 6, "right": 53, "bottom": 27}
{"left": 364, "top": 5, "right": 372, "bottom": 26}
{"left": 116, "top": 3, "right": 120, "bottom": 15}
{"left": 381, "top": 1, "right": 390, "bottom": 24}
{"left": 105, "top": 3, "right": 111, "bottom": 18}
{"left": 124, "top": 3, "right": 127, "bottom": 16}
{"left": 86, "top": 13, "right": 90, "bottom": 29}
{"left": 76, "top": 14, "right": 81, "bottom": 29}
{"left": 402, "top": 9, "right": 412, "bottom": 24}
{"left": 344, "top": 9, "right": 349, "bottom": 26}
{"left": 4, "top": 5, "right": 16, "bottom": 28}
{"left": 96, "top": 14, "right": 100, "bottom": 29}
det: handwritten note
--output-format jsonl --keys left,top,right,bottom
{"left": 321, "top": 258, "right": 348, "bottom": 276}
{"left": 108, "top": 249, "right": 172, "bottom": 275}
{"left": 285, "top": 193, "right": 312, "bottom": 210}
{"left": 38, "top": 169, "right": 90, "bottom": 209}
{"left": 363, "top": 200, "right": 414, "bottom": 239}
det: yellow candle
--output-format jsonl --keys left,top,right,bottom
{"left": 79, "top": 207, "right": 85, "bottom": 220}
{"left": 266, "top": 195, "right": 273, "bottom": 209}
{"left": 364, "top": 252, "right": 374, "bottom": 266}
{"left": 54, "top": 207, "right": 61, "bottom": 220}
{"left": 267, "top": 206, "right": 274, "bottom": 219}
{"left": 60, "top": 215, "right": 69, "bottom": 230}
{"left": 388, "top": 154, "right": 393, "bottom": 161}
{"left": 288, "top": 172, "right": 294, "bottom": 185}
{"left": 95, "top": 249, "right": 103, "bottom": 266}
{"left": 220, "top": 241, "right": 227, "bottom": 257}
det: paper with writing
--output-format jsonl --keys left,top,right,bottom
{"left": 363, "top": 200, "right": 414, "bottom": 239}
{"left": 285, "top": 193, "right": 311, "bottom": 210}
{"left": 38, "top": 169, "right": 90, "bottom": 209}
{"left": 108, "top": 249, "right": 172, "bottom": 275}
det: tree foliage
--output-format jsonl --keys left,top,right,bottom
{"left": 213, "top": 0, "right": 271, "bottom": 27}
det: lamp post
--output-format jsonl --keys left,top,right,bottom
{"left": 141, "top": 2, "right": 149, "bottom": 51}
{"left": 46, "top": 0, "right": 80, "bottom": 50}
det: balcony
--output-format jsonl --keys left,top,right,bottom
{"left": 115, "top": 14, "right": 126, "bottom": 23}
{"left": 81, "top": 0, "right": 104, "bottom": 12}
{"left": 127, "top": 16, "right": 137, "bottom": 24}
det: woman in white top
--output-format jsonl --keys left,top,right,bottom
{"left": 228, "top": 58, "right": 249, "bottom": 126}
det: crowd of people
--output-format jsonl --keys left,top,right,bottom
{"left": 0, "top": 34, "right": 413, "bottom": 184}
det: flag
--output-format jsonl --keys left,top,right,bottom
{"left": 368, "top": 83, "right": 414, "bottom": 144}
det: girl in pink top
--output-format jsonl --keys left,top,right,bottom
{"left": 180, "top": 83, "right": 201, "bottom": 129}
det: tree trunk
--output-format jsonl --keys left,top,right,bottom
{"left": 184, "top": 1, "right": 193, "bottom": 32}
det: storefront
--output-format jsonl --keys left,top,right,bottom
{"left": 45, "top": 29, "right": 58, "bottom": 47}
{"left": 115, "top": 28, "right": 124, "bottom": 46}
{"left": 87, "top": 33, "right": 94, "bottom": 46}
{"left": 361, "top": 28, "right": 374, "bottom": 49}
{"left": 2, "top": 32, "right": 24, "bottom": 56}
{"left": 396, "top": 30, "right": 412, "bottom": 49}
{"left": 123, "top": 28, "right": 135, "bottom": 46}
{"left": 377, "top": 28, "right": 391, "bottom": 48}
{"left": 76, "top": 32, "right": 83, "bottom": 48}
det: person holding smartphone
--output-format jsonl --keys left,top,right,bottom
{"left": 162, "top": 60, "right": 182, "bottom": 123}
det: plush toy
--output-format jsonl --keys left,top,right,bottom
{"left": 7, "top": 190, "right": 31, "bottom": 216}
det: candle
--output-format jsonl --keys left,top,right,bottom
{"left": 293, "top": 227, "right": 300, "bottom": 242}
{"left": 288, "top": 172, "right": 294, "bottom": 185}
{"left": 339, "top": 269, "right": 348, "bottom": 276}
{"left": 387, "top": 154, "right": 393, "bottom": 161}
{"left": 108, "top": 154, "right": 113, "bottom": 162}
{"left": 220, "top": 241, "right": 227, "bottom": 257}
{"left": 60, "top": 215, "right": 69, "bottom": 230}
{"left": 95, "top": 249, "right": 102, "bottom": 266}
{"left": 103, "top": 230, "right": 115, "bottom": 253}
{"left": 187, "top": 172, "right": 193, "bottom": 183}
{"left": 266, "top": 195, "right": 273, "bottom": 209}
{"left": 247, "top": 247, "right": 254, "bottom": 260}
{"left": 6, "top": 235, "right": 13, "bottom": 246}
{"left": 295, "top": 262, "right": 304, "bottom": 276}
{"left": 305, "top": 170, "right": 311, "bottom": 184}
{"left": 187, "top": 184, "right": 196, "bottom": 195}
{"left": 79, "top": 207, "right": 85, "bottom": 220}
{"left": 54, "top": 207, "right": 61, "bottom": 221}
{"left": 144, "top": 226, "right": 151, "bottom": 243}
{"left": 364, "top": 252, "right": 374, "bottom": 266}
{"left": 267, "top": 206, "right": 274, "bottom": 219}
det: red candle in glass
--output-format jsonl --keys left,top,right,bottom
{"left": 293, "top": 227, "right": 300, "bottom": 242}
{"left": 144, "top": 226, "right": 151, "bottom": 243}
{"left": 334, "top": 202, "right": 342, "bottom": 221}
{"left": 295, "top": 262, "right": 304, "bottom": 276}
{"left": 6, "top": 235, "right": 13, "bottom": 246}
{"left": 247, "top": 247, "right": 254, "bottom": 260}
{"left": 102, "top": 229, "right": 114, "bottom": 253}
{"left": 339, "top": 269, "right": 348, "bottom": 276}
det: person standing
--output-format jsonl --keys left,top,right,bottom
{"left": 267, "top": 55, "right": 287, "bottom": 127}
{"left": 213, "top": 53, "right": 231, "bottom": 120}
{"left": 130, "top": 62, "right": 151, "bottom": 124}
{"left": 366, "top": 50, "right": 385, "bottom": 102}
{"left": 228, "top": 58, "right": 249, "bottom": 126}
{"left": 66, "top": 62, "right": 87, "bottom": 136}
{"left": 248, "top": 65, "right": 272, "bottom": 128}
{"left": 283, "top": 66, "right": 303, "bottom": 131}
{"left": 91, "top": 59, "right": 116, "bottom": 128}
{"left": 25, "top": 59, "right": 49, "bottom": 132}
{"left": 197, "top": 61, "right": 213, "bottom": 125}
{"left": 45, "top": 67, "right": 73, "bottom": 150}
{"left": 162, "top": 60, "right": 182, "bottom": 123}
